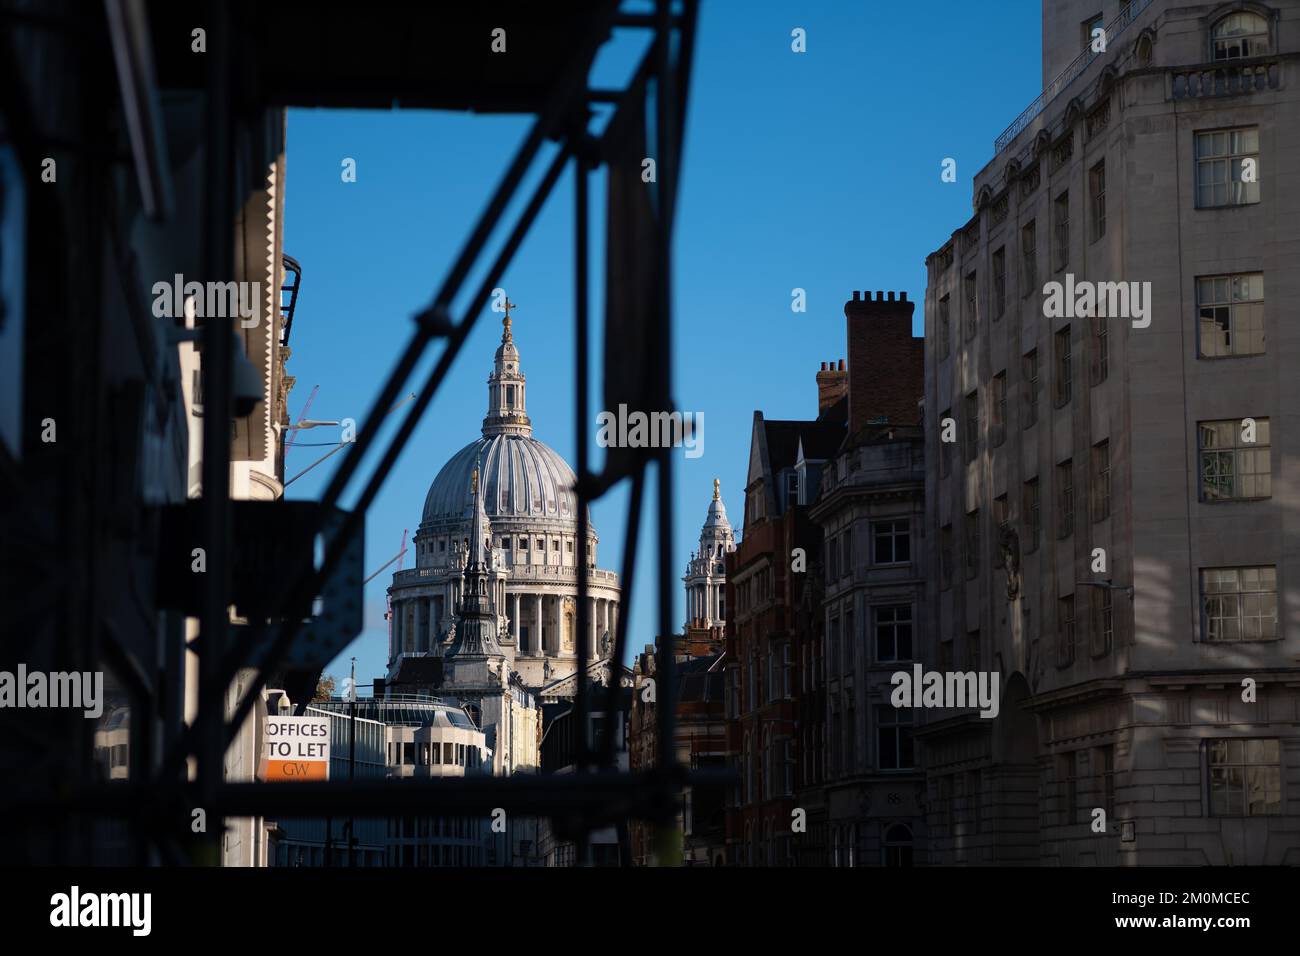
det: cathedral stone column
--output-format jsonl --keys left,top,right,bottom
{"left": 588, "top": 597, "right": 598, "bottom": 658}
{"left": 535, "top": 593, "right": 544, "bottom": 655}
{"left": 512, "top": 592, "right": 520, "bottom": 645}
{"left": 397, "top": 599, "right": 405, "bottom": 653}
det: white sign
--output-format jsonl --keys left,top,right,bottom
{"left": 263, "top": 715, "right": 330, "bottom": 781}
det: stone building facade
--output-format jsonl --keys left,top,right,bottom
{"left": 922, "top": 0, "right": 1300, "bottom": 864}
{"left": 809, "top": 292, "right": 927, "bottom": 867}
{"left": 724, "top": 386, "right": 844, "bottom": 865}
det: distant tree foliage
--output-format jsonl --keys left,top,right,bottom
{"left": 313, "top": 675, "right": 336, "bottom": 702}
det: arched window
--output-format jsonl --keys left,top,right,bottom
{"left": 762, "top": 726, "right": 773, "bottom": 799}
{"left": 1212, "top": 11, "right": 1269, "bottom": 60}
{"left": 743, "top": 732, "right": 753, "bottom": 801}
{"left": 883, "top": 823, "right": 914, "bottom": 867}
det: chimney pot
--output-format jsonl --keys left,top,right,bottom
{"left": 901, "top": 291, "right": 908, "bottom": 301}
{"left": 888, "top": 291, "right": 896, "bottom": 301}
{"left": 839, "top": 358, "right": 845, "bottom": 371}
{"left": 852, "top": 290, "right": 860, "bottom": 301}
{"left": 876, "top": 290, "right": 884, "bottom": 300}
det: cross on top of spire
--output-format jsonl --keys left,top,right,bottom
{"left": 502, "top": 296, "right": 517, "bottom": 338}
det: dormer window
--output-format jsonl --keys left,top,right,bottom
{"left": 1212, "top": 11, "right": 1269, "bottom": 61}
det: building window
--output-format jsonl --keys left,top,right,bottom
{"left": 1097, "top": 745, "right": 1116, "bottom": 817}
{"left": 1020, "top": 220, "right": 1037, "bottom": 295}
{"left": 1023, "top": 349, "right": 1039, "bottom": 427}
{"left": 991, "top": 373, "right": 1007, "bottom": 447}
{"left": 940, "top": 524, "right": 954, "bottom": 590}
{"left": 883, "top": 824, "right": 913, "bottom": 867}
{"left": 964, "top": 509, "right": 980, "bottom": 579}
{"left": 1082, "top": 12, "right": 1103, "bottom": 51}
{"left": 992, "top": 246, "right": 1006, "bottom": 319}
{"left": 1198, "top": 418, "right": 1271, "bottom": 501}
{"left": 1211, "top": 12, "right": 1270, "bottom": 61}
{"left": 1201, "top": 567, "right": 1278, "bottom": 642}
{"left": 1057, "top": 594, "right": 1076, "bottom": 666}
{"left": 939, "top": 408, "right": 952, "bottom": 478}
{"left": 1196, "top": 128, "right": 1260, "bottom": 208}
{"left": 1090, "top": 440, "right": 1110, "bottom": 521}
{"left": 964, "top": 389, "right": 979, "bottom": 462}
{"left": 827, "top": 537, "right": 838, "bottom": 580}
{"left": 1023, "top": 478, "right": 1040, "bottom": 552}
{"left": 1056, "top": 459, "right": 1074, "bottom": 538}
{"left": 1197, "top": 273, "right": 1265, "bottom": 358}
{"left": 938, "top": 295, "right": 951, "bottom": 360}
{"left": 828, "top": 617, "right": 841, "bottom": 676}
{"left": 1090, "top": 314, "right": 1108, "bottom": 385}
{"left": 1089, "top": 160, "right": 1106, "bottom": 241}
{"left": 993, "top": 494, "right": 1009, "bottom": 568}
{"left": 1054, "top": 326, "right": 1072, "bottom": 407}
{"left": 844, "top": 607, "right": 855, "bottom": 673}
{"left": 1091, "top": 587, "right": 1113, "bottom": 656}
{"left": 938, "top": 638, "right": 953, "bottom": 673}
{"left": 874, "top": 604, "right": 913, "bottom": 662}
{"left": 1209, "top": 739, "right": 1280, "bottom": 817}
{"left": 964, "top": 271, "right": 978, "bottom": 339}
{"left": 872, "top": 518, "right": 910, "bottom": 566}
{"left": 877, "top": 706, "right": 914, "bottom": 770}
{"left": 1064, "top": 749, "right": 1090, "bottom": 824}
{"left": 1053, "top": 191, "right": 1070, "bottom": 271}
{"left": 841, "top": 527, "right": 852, "bottom": 578}
{"left": 966, "top": 628, "right": 980, "bottom": 669}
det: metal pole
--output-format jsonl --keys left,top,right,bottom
{"left": 349, "top": 656, "right": 356, "bottom": 868}
{"left": 574, "top": 138, "right": 592, "bottom": 868}
{"left": 653, "top": 0, "right": 678, "bottom": 797}
{"left": 197, "top": 0, "right": 232, "bottom": 867}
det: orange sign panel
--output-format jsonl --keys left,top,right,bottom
{"left": 265, "top": 758, "right": 329, "bottom": 781}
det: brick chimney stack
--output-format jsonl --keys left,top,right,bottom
{"left": 816, "top": 358, "right": 847, "bottom": 417}
{"left": 844, "top": 290, "right": 924, "bottom": 432}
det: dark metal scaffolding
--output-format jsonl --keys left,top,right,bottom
{"left": 2, "top": 0, "right": 712, "bottom": 865}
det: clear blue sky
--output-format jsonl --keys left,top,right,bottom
{"left": 282, "top": 0, "right": 1042, "bottom": 689}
